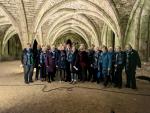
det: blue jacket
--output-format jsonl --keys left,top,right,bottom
{"left": 101, "top": 52, "right": 111, "bottom": 69}
{"left": 58, "top": 50, "right": 67, "bottom": 69}
{"left": 40, "top": 52, "right": 47, "bottom": 65}
{"left": 53, "top": 49, "right": 60, "bottom": 66}
{"left": 22, "top": 48, "right": 34, "bottom": 66}
{"left": 108, "top": 51, "right": 115, "bottom": 68}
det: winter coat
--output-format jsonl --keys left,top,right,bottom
{"left": 53, "top": 49, "right": 60, "bottom": 66}
{"left": 78, "top": 51, "right": 88, "bottom": 69}
{"left": 115, "top": 51, "right": 125, "bottom": 69}
{"left": 35, "top": 49, "right": 42, "bottom": 67}
{"left": 101, "top": 52, "right": 111, "bottom": 69}
{"left": 93, "top": 51, "right": 100, "bottom": 69}
{"left": 40, "top": 52, "right": 47, "bottom": 66}
{"left": 101, "top": 52, "right": 111, "bottom": 76}
{"left": 21, "top": 48, "right": 34, "bottom": 66}
{"left": 45, "top": 51, "right": 56, "bottom": 73}
{"left": 66, "top": 49, "right": 73, "bottom": 63}
{"left": 70, "top": 50, "right": 79, "bottom": 73}
{"left": 125, "top": 49, "right": 141, "bottom": 71}
{"left": 108, "top": 51, "right": 115, "bottom": 68}
{"left": 87, "top": 49, "right": 95, "bottom": 66}
{"left": 58, "top": 50, "right": 67, "bottom": 69}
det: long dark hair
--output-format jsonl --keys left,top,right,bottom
{"left": 66, "top": 39, "right": 72, "bottom": 47}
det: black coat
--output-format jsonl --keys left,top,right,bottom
{"left": 70, "top": 50, "right": 79, "bottom": 73}
{"left": 57, "top": 50, "right": 67, "bottom": 69}
{"left": 125, "top": 49, "right": 141, "bottom": 71}
{"left": 35, "top": 49, "right": 42, "bottom": 67}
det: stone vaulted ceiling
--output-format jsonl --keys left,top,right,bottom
{"left": 0, "top": 0, "right": 149, "bottom": 52}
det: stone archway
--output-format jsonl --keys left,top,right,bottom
{"left": 34, "top": 0, "right": 122, "bottom": 47}
{"left": 2, "top": 34, "right": 22, "bottom": 60}
{"left": 54, "top": 33, "right": 88, "bottom": 48}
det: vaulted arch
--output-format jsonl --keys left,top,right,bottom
{"left": 47, "top": 19, "right": 98, "bottom": 46}
{"left": 44, "top": 14, "right": 98, "bottom": 44}
{"left": 50, "top": 26, "right": 90, "bottom": 46}
{"left": 34, "top": 0, "right": 121, "bottom": 46}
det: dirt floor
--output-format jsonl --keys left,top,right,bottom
{"left": 0, "top": 61, "right": 150, "bottom": 113}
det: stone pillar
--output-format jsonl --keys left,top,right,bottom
{"left": 106, "top": 28, "right": 113, "bottom": 47}
{"left": 138, "top": 38, "right": 147, "bottom": 61}
{"left": 101, "top": 24, "right": 119, "bottom": 48}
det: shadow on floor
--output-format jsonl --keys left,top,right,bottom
{"left": 136, "top": 76, "right": 150, "bottom": 82}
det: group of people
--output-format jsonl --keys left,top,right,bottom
{"left": 21, "top": 41, "right": 141, "bottom": 89}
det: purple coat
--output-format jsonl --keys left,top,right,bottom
{"left": 45, "top": 51, "right": 56, "bottom": 73}
{"left": 79, "top": 51, "right": 88, "bottom": 69}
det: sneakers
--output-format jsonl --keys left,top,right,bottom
{"left": 70, "top": 81, "right": 74, "bottom": 84}
{"left": 70, "top": 81, "right": 77, "bottom": 85}
{"left": 72, "top": 81, "right": 77, "bottom": 85}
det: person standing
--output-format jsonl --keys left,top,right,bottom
{"left": 35, "top": 44, "right": 42, "bottom": 80}
{"left": 108, "top": 47, "right": 115, "bottom": 84}
{"left": 51, "top": 45, "right": 58, "bottom": 81}
{"left": 66, "top": 41, "right": 72, "bottom": 82}
{"left": 21, "top": 43, "right": 34, "bottom": 84}
{"left": 87, "top": 46, "right": 95, "bottom": 82}
{"left": 70, "top": 46, "right": 79, "bottom": 84}
{"left": 125, "top": 44, "right": 141, "bottom": 89}
{"left": 101, "top": 46, "right": 111, "bottom": 87}
{"left": 58, "top": 45, "right": 67, "bottom": 82}
{"left": 45, "top": 46, "right": 56, "bottom": 83}
{"left": 114, "top": 46, "right": 125, "bottom": 88}
{"left": 97, "top": 47, "right": 103, "bottom": 83}
{"left": 78, "top": 44, "right": 88, "bottom": 82}
{"left": 39, "top": 46, "right": 47, "bottom": 81}
{"left": 93, "top": 47, "right": 100, "bottom": 83}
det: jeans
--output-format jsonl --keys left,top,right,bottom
{"left": 71, "top": 73, "right": 77, "bottom": 82}
{"left": 24, "top": 65, "right": 33, "bottom": 82}
{"left": 58, "top": 69, "right": 66, "bottom": 81}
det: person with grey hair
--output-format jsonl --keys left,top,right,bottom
{"left": 87, "top": 46, "right": 95, "bottom": 82}
{"left": 78, "top": 44, "right": 88, "bottom": 82}
{"left": 21, "top": 43, "right": 34, "bottom": 84}
{"left": 125, "top": 44, "right": 141, "bottom": 89}
{"left": 35, "top": 44, "right": 42, "bottom": 80}
{"left": 108, "top": 46, "right": 116, "bottom": 84}
{"left": 114, "top": 46, "right": 125, "bottom": 88}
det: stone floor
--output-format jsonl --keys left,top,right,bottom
{"left": 0, "top": 61, "right": 150, "bottom": 113}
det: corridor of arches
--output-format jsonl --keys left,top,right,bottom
{"left": 0, "top": 0, "right": 150, "bottom": 113}
{"left": 0, "top": 0, "right": 149, "bottom": 61}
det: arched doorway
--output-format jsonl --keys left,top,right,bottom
{"left": 3, "top": 34, "right": 22, "bottom": 60}
{"left": 54, "top": 33, "right": 88, "bottom": 49}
